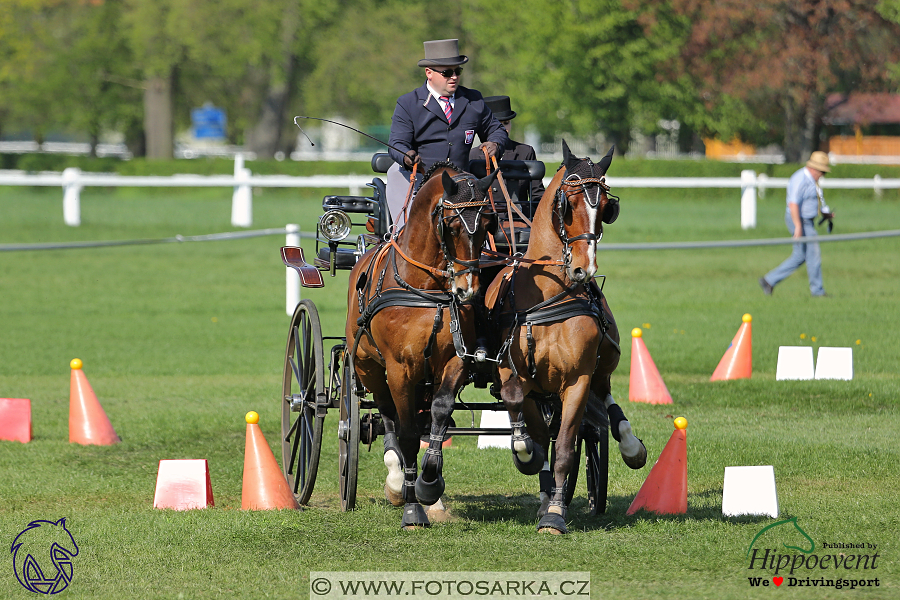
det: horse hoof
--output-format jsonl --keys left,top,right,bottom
{"left": 426, "top": 498, "right": 452, "bottom": 523}
{"left": 414, "top": 475, "right": 445, "bottom": 506}
{"left": 384, "top": 483, "right": 404, "bottom": 507}
{"left": 537, "top": 512, "right": 567, "bottom": 534}
{"left": 401, "top": 503, "right": 431, "bottom": 529}
{"left": 512, "top": 442, "right": 546, "bottom": 476}
{"left": 621, "top": 437, "right": 647, "bottom": 469}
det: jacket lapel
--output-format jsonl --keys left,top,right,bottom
{"left": 451, "top": 89, "right": 469, "bottom": 125}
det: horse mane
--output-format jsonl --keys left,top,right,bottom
{"left": 422, "top": 160, "right": 464, "bottom": 184}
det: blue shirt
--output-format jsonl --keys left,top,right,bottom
{"left": 786, "top": 167, "right": 822, "bottom": 220}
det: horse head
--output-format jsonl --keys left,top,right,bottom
{"left": 555, "top": 140, "right": 617, "bottom": 283}
{"left": 429, "top": 168, "right": 498, "bottom": 301}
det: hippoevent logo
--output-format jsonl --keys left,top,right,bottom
{"left": 746, "top": 517, "right": 880, "bottom": 590}
{"left": 10, "top": 518, "right": 79, "bottom": 594}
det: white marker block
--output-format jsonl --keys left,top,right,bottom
{"left": 775, "top": 346, "right": 814, "bottom": 380}
{"left": 477, "top": 411, "right": 511, "bottom": 449}
{"left": 722, "top": 465, "right": 778, "bottom": 518}
{"left": 815, "top": 347, "right": 853, "bottom": 380}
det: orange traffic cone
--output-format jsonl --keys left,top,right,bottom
{"left": 153, "top": 459, "right": 215, "bottom": 510}
{"left": 629, "top": 328, "right": 672, "bottom": 404}
{"left": 69, "top": 359, "right": 119, "bottom": 445}
{"left": 0, "top": 398, "right": 32, "bottom": 443}
{"left": 710, "top": 314, "right": 752, "bottom": 381}
{"left": 627, "top": 417, "right": 688, "bottom": 515}
{"left": 241, "top": 411, "right": 299, "bottom": 510}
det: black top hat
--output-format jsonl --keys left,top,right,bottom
{"left": 418, "top": 39, "right": 469, "bottom": 67}
{"left": 484, "top": 96, "right": 516, "bottom": 121}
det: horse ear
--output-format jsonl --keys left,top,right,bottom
{"left": 441, "top": 171, "right": 458, "bottom": 196}
{"left": 596, "top": 145, "right": 615, "bottom": 176}
{"left": 476, "top": 168, "right": 499, "bottom": 193}
{"left": 562, "top": 139, "right": 579, "bottom": 170}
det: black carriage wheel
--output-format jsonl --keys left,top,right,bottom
{"left": 563, "top": 437, "right": 582, "bottom": 507}
{"left": 338, "top": 357, "right": 360, "bottom": 511}
{"left": 281, "top": 299, "right": 325, "bottom": 505}
{"left": 585, "top": 426, "right": 609, "bottom": 515}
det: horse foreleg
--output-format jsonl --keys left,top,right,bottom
{"left": 605, "top": 394, "right": 647, "bottom": 469}
{"left": 538, "top": 379, "right": 590, "bottom": 534}
{"left": 380, "top": 411, "right": 405, "bottom": 507}
{"left": 416, "top": 357, "right": 466, "bottom": 506}
{"left": 500, "top": 376, "right": 546, "bottom": 476}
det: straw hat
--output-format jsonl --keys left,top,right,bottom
{"left": 806, "top": 151, "right": 831, "bottom": 173}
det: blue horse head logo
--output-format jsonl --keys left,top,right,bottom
{"left": 11, "top": 518, "right": 79, "bottom": 594}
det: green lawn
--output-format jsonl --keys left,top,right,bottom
{"left": 0, "top": 177, "right": 897, "bottom": 599}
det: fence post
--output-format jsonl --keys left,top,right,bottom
{"left": 62, "top": 167, "right": 82, "bottom": 226}
{"left": 740, "top": 170, "right": 757, "bottom": 230}
{"left": 874, "top": 174, "right": 883, "bottom": 199}
{"left": 231, "top": 153, "right": 252, "bottom": 227}
{"left": 756, "top": 173, "right": 768, "bottom": 199}
{"left": 286, "top": 224, "right": 300, "bottom": 316}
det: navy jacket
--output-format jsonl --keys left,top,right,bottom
{"left": 388, "top": 83, "right": 508, "bottom": 173}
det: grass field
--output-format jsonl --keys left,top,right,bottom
{"left": 1, "top": 171, "right": 898, "bottom": 599}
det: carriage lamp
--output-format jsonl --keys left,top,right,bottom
{"left": 319, "top": 209, "right": 352, "bottom": 241}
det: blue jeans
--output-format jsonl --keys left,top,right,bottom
{"left": 763, "top": 212, "right": 825, "bottom": 295}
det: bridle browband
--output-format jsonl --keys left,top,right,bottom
{"left": 433, "top": 173, "right": 495, "bottom": 279}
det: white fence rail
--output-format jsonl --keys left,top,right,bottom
{"left": 1, "top": 158, "right": 897, "bottom": 229}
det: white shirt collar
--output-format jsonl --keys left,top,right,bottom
{"left": 426, "top": 82, "right": 454, "bottom": 103}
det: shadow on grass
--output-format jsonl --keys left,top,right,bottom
{"left": 442, "top": 487, "right": 778, "bottom": 532}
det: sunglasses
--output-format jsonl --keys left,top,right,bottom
{"left": 430, "top": 67, "right": 463, "bottom": 78}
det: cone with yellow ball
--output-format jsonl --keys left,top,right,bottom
{"left": 69, "top": 358, "right": 120, "bottom": 445}
{"left": 629, "top": 328, "right": 672, "bottom": 404}
{"left": 241, "top": 411, "right": 300, "bottom": 510}
{"left": 710, "top": 314, "right": 753, "bottom": 381}
{"left": 626, "top": 417, "right": 688, "bottom": 515}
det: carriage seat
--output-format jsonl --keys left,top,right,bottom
{"left": 467, "top": 159, "right": 545, "bottom": 183}
{"left": 322, "top": 195, "right": 377, "bottom": 213}
{"left": 371, "top": 153, "right": 394, "bottom": 174}
{"left": 316, "top": 246, "right": 358, "bottom": 268}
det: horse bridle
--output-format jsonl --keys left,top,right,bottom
{"left": 433, "top": 174, "right": 496, "bottom": 279}
{"left": 555, "top": 160, "right": 615, "bottom": 268}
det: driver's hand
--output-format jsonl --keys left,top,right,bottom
{"left": 403, "top": 150, "right": 421, "bottom": 169}
{"left": 480, "top": 141, "right": 500, "bottom": 158}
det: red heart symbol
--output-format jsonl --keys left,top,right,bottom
{"left": 773, "top": 577, "right": 783, "bottom": 586}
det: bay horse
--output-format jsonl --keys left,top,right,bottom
{"left": 346, "top": 161, "right": 498, "bottom": 529}
{"left": 485, "top": 141, "right": 646, "bottom": 534}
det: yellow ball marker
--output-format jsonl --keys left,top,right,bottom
{"left": 674, "top": 416, "right": 688, "bottom": 430}
{"left": 742, "top": 313, "right": 752, "bottom": 323}
{"left": 631, "top": 327, "right": 643, "bottom": 338}
{"left": 245, "top": 411, "right": 260, "bottom": 425}
{"left": 70, "top": 358, "right": 83, "bottom": 370}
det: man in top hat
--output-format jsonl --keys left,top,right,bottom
{"left": 469, "top": 95, "right": 546, "bottom": 218}
{"left": 759, "top": 150, "right": 835, "bottom": 297}
{"left": 385, "top": 39, "right": 508, "bottom": 227}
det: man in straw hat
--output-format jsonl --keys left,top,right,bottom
{"left": 759, "top": 150, "right": 835, "bottom": 297}
{"left": 470, "top": 95, "right": 546, "bottom": 218}
{"left": 386, "top": 39, "right": 508, "bottom": 227}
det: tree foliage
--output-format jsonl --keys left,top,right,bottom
{"left": 1, "top": 0, "right": 898, "bottom": 158}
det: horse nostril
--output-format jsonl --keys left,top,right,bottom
{"left": 573, "top": 267, "right": 586, "bottom": 281}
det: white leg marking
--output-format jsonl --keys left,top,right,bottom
{"left": 384, "top": 448, "right": 403, "bottom": 494}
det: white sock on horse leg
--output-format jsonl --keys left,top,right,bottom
{"left": 618, "top": 420, "right": 642, "bottom": 458}
{"left": 384, "top": 449, "right": 403, "bottom": 494}
{"left": 604, "top": 395, "right": 642, "bottom": 458}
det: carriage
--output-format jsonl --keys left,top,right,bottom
{"left": 280, "top": 146, "right": 642, "bottom": 531}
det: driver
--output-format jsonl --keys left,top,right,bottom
{"left": 385, "top": 39, "right": 508, "bottom": 228}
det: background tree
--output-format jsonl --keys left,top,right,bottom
{"left": 641, "top": 0, "right": 900, "bottom": 161}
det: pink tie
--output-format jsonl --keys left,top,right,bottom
{"left": 440, "top": 96, "right": 452, "bottom": 122}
